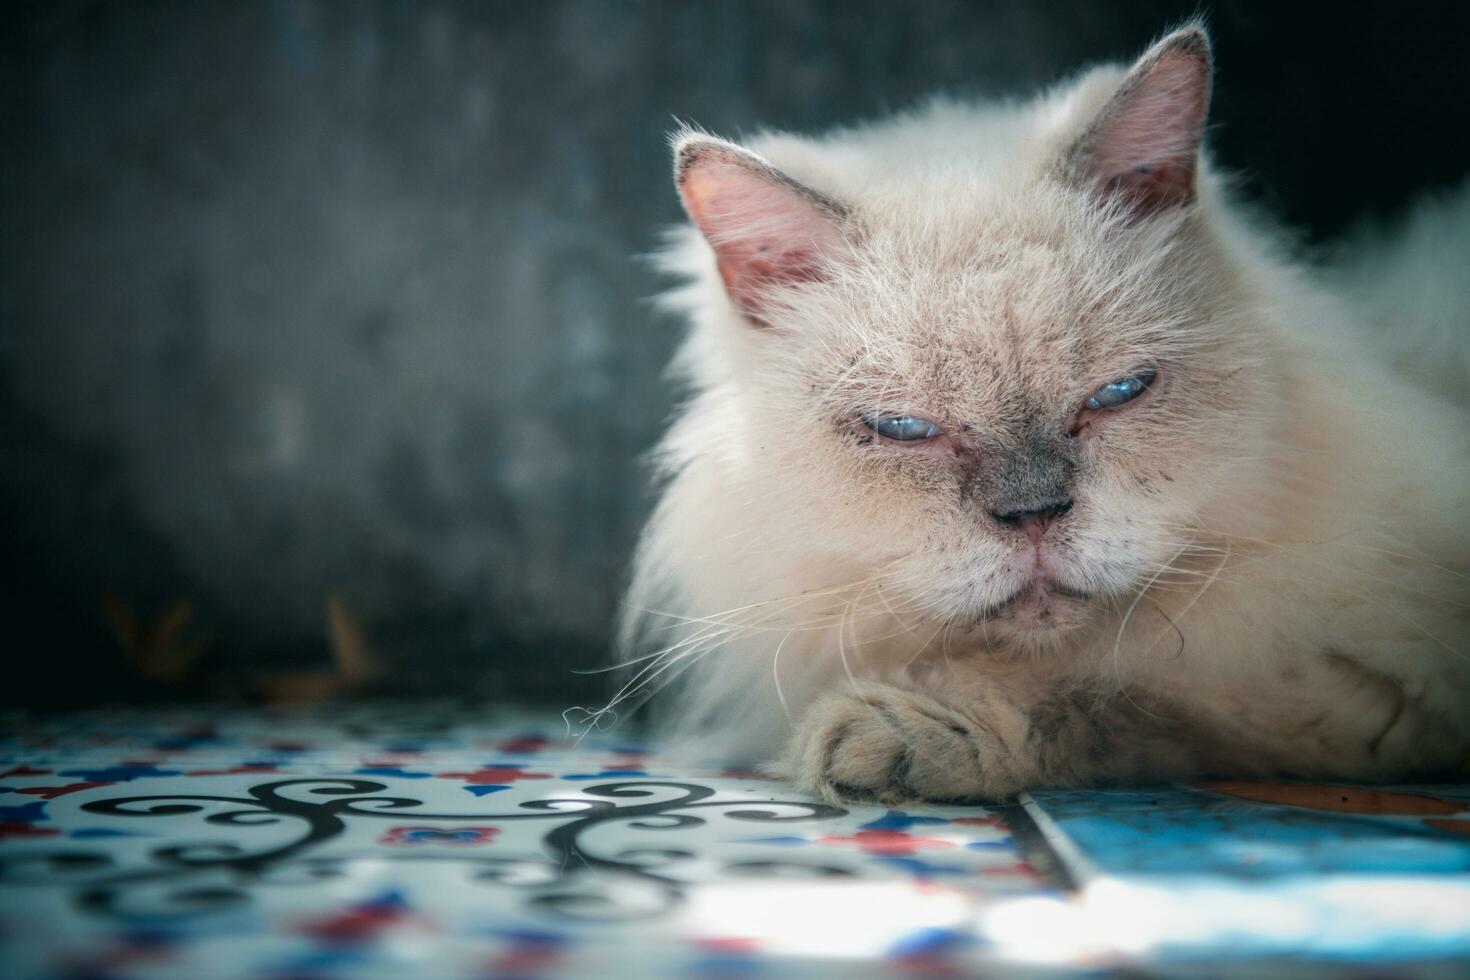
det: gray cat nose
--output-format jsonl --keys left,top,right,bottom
{"left": 990, "top": 499, "right": 1073, "bottom": 541}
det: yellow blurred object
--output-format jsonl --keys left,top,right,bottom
{"left": 255, "top": 593, "right": 384, "bottom": 704}
{"left": 100, "top": 591, "right": 205, "bottom": 685}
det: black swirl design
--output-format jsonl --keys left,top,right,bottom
{"left": 0, "top": 779, "right": 847, "bottom": 923}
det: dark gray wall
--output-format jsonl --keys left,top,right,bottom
{"left": 3, "top": 1, "right": 1468, "bottom": 707}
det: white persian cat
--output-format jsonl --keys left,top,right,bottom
{"left": 613, "top": 24, "right": 1470, "bottom": 803}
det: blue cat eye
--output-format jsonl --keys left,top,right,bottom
{"left": 1084, "top": 370, "right": 1157, "bottom": 411}
{"left": 863, "top": 413, "right": 942, "bottom": 442}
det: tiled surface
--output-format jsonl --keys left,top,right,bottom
{"left": 2, "top": 704, "right": 1469, "bottom": 978}
{"left": 1022, "top": 784, "right": 1470, "bottom": 974}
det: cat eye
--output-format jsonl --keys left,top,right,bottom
{"left": 1084, "top": 370, "right": 1157, "bottom": 411}
{"left": 862, "top": 413, "right": 942, "bottom": 442}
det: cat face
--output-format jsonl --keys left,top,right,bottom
{"left": 671, "top": 27, "right": 1262, "bottom": 646}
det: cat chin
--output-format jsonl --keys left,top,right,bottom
{"left": 957, "top": 582, "right": 1095, "bottom": 646}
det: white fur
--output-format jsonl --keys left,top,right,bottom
{"left": 1329, "top": 177, "right": 1470, "bottom": 405}
{"left": 612, "top": 27, "right": 1470, "bottom": 800}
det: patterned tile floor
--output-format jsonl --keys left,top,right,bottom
{"left": 1, "top": 703, "right": 1468, "bottom": 978}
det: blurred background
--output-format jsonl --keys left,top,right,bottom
{"left": 3, "top": 0, "right": 1468, "bottom": 710}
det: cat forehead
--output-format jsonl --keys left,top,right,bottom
{"left": 744, "top": 72, "right": 1182, "bottom": 312}
{"left": 819, "top": 219, "right": 1153, "bottom": 349}
{"left": 826, "top": 327, "right": 1103, "bottom": 405}
{"left": 800, "top": 225, "right": 1173, "bottom": 408}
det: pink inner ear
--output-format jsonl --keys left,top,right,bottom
{"left": 678, "top": 145, "right": 845, "bottom": 323}
{"left": 1086, "top": 42, "right": 1211, "bottom": 215}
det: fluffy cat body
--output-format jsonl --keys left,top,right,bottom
{"left": 618, "top": 26, "right": 1470, "bottom": 802}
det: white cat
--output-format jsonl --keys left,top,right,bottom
{"left": 614, "top": 24, "right": 1470, "bottom": 803}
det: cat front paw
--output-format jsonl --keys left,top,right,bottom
{"left": 775, "top": 683, "right": 1013, "bottom": 805}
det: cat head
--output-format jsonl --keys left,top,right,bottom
{"left": 663, "top": 25, "right": 1271, "bottom": 647}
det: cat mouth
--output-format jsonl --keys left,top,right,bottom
{"left": 972, "top": 579, "right": 1092, "bottom": 629}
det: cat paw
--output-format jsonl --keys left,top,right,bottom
{"left": 775, "top": 683, "right": 1007, "bottom": 805}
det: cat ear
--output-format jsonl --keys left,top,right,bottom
{"left": 1069, "top": 25, "right": 1213, "bottom": 217}
{"left": 674, "top": 135, "right": 848, "bottom": 324}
